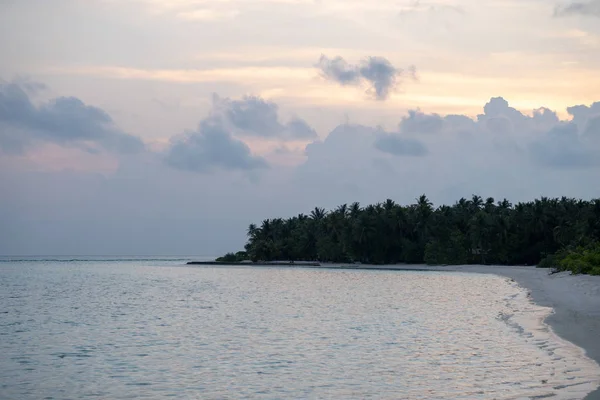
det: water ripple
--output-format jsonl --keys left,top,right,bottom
{"left": 1, "top": 261, "right": 599, "bottom": 399}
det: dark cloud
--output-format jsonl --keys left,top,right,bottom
{"left": 0, "top": 82, "right": 144, "bottom": 154}
{"left": 399, "top": 110, "right": 475, "bottom": 136}
{"left": 164, "top": 93, "right": 317, "bottom": 173}
{"left": 554, "top": 0, "right": 600, "bottom": 17}
{"left": 374, "top": 133, "right": 428, "bottom": 156}
{"left": 316, "top": 55, "right": 413, "bottom": 100}
{"left": 285, "top": 118, "right": 318, "bottom": 139}
{"left": 390, "top": 96, "right": 600, "bottom": 169}
{"left": 567, "top": 101, "right": 600, "bottom": 122}
{"left": 359, "top": 57, "right": 401, "bottom": 100}
{"left": 398, "top": 97, "right": 531, "bottom": 137}
{"left": 583, "top": 115, "right": 600, "bottom": 144}
{"left": 529, "top": 123, "right": 598, "bottom": 168}
{"left": 526, "top": 100, "right": 599, "bottom": 167}
{"left": 315, "top": 55, "right": 361, "bottom": 85}
{"left": 220, "top": 95, "right": 284, "bottom": 137}
{"left": 165, "top": 117, "right": 268, "bottom": 173}
{"left": 212, "top": 95, "right": 317, "bottom": 140}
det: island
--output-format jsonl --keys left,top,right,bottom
{"left": 209, "top": 195, "right": 600, "bottom": 275}
{"left": 187, "top": 259, "right": 321, "bottom": 266}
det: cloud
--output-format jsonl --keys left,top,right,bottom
{"left": 164, "top": 116, "right": 268, "bottom": 173}
{"left": 212, "top": 94, "right": 317, "bottom": 140}
{"left": 218, "top": 95, "right": 284, "bottom": 137}
{"left": 0, "top": 81, "right": 144, "bottom": 155}
{"left": 398, "top": 109, "right": 476, "bottom": 137}
{"left": 124, "top": 95, "right": 318, "bottom": 177}
{"left": 289, "top": 97, "right": 600, "bottom": 213}
{"left": 296, "top": 124, "right": 387, "bottom": 198}
{"left": 567, "top": 101, "right": 600, "bottom": 122}
{"left": 529, "top": 122, "right": 598, "bottom": 167}
{"left": 359, "top": 57, "right": 402, "bottom": 100}
{"left": 5, "top": 93, "right": 600, "bottom": 256}
{"left": 314, "top": 96, "right": 600, "bottom": 171}
{"left": 554, "top": 0, "right": 600, "bottom": 17}
{"left": 392, "top": 96, "right": 600, "bottom": 169}
{"left": 316, "top": 55, "right": 413, "bottom": 100}
{"left": 285, "top": 118, "right": 318, "bottom": 139}
{"left": 583, "top": 115, "right": 600, "bottom": 140}
{"left": 374, "top": 133, "right": 428, "bottom": 156}
{"left": 399, "top": 110, "right": 445, "bottom": 135}
{"left": 315, "top": 55, "right": 361, "bottom": 85}
{"left": 480, "top": 97, "right": 525, "bottom": 122}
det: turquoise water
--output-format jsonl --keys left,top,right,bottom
{"left": 1, "top": 259, "right": 598, "bottom": 399}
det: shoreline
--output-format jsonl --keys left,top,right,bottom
{"left": 207, "top": 262, "right": 600, "bottom": 399}
{"left": 450, "top": 265, "right": 600, "bottom": 400}
{"left": 337, "top": 264, "right": 600, "bottom": 399}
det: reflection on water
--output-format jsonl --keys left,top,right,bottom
{"left": 1, "top": 261, "right": 598, "bottom": 399}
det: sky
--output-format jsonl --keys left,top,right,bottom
{"left": 1, "top": 0, "right": 600, "bottom": 256}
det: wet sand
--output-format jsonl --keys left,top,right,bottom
{"left": 315, "top": 264, "right": 600, "bottom": 399}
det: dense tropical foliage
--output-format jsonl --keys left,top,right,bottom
{"left": 222, "top": 195, "right": 600, "bottom": 274}
{"left": 538, "top": 243, "right": 600, "bottom": 275}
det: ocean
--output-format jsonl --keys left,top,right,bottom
{"left": 1, "top": 257, "right": 598, "bottom": 399}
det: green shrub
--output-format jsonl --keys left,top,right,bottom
{"left": 540, "top": 242, "right": 600, "bottom": 275}
{"left": 216, "top": 251, "right": 249, "bottom": 262}
{"left": 537, "top": 253, "right": 556, "bottom": 269}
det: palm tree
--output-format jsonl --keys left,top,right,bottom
{"left": 335, "top": 204, "right": 348, "bottom": 217}
{"left": 471, "top": 195, "right": 483, "bottom": 211}
{"left": 310, "top": 207, "right": 327, "bottom": 220}
{"left": 247, "top": 223, "right": 258, "bottom": 239}
{"left": 224, "top": 194, "right": 600, "bottom": 267}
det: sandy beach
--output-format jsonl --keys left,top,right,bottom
{"left": 308, "top": 264, "right": 600, "bottom": 399}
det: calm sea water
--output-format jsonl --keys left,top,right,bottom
{"left": 1, "top": 258, "right": 599, "bottom": 399}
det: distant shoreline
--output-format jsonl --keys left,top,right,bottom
{"left": 188, "top": 262, "right": 600, "bottom": 399}
{"left": 186, "top": 261, "right": 321, "bottom": 266}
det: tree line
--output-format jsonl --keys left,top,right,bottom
{"left": 219, "top": 195, "right": 600, "bottom": 274}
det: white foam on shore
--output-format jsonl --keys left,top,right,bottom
{"left": 499, "top": 277, "right": 600, "bottom": 400}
